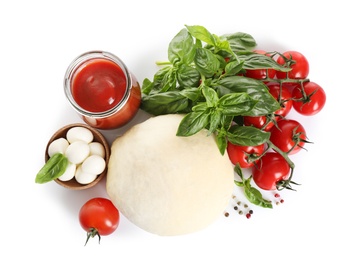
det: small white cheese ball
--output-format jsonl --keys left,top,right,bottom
{"left": 66, "top": 126, "right": 94, "bottom": 144}
{"left": 75, "top": 166, "right": 97, "bottom": 184}
{"left": 81, "top": 155, "right": 106, "bottom": 176}
{"left": 65, "top": 141, "right": 90, "bottom": 164}
{"left": 48, "top": 138, "right": 69, "bottom": 157}
{"left": 89, "top": 142, "right": 106, "bottom": 158}
{"left": 58, "top": 162, "right": 76, "bottom": 181}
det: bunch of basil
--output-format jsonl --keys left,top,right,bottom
{"left": 141, "top": 25, "right": 290, "bottom": 155}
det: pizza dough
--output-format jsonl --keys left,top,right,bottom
{"left": 106, "top": 114, "right": 234, "bottom": 236}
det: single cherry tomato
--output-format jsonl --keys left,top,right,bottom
{"left": 252, "top": 152, "right": 290, "bottom": 190}
{"left": 292, "top": 81, "right": 326, "bottom": 116}
{"left": 276, "top": 51, "right": 309, "bottom": 79}
{"left": 244, "top": 50, "right": 276, "bottom": 80}
{"left": 243, "top": 115, "right": 274, "bottom": 131}
{"left": 270, "top": 119, "right": 307, "bottom": 155}
{"left": 227, "top": 142, "right": 265, "bottom": 168}
{"left": 79, "top": 197, "right": 120, "bottom": 245}
{"left": 267, "top": 82, "right": 293, "bottom": 118}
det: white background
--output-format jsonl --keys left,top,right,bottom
{"left": 1, "top": 0, "right": 360, "bottom": 259}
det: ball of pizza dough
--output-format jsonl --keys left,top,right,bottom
{"left": 106, "top": 114, "right": 234, "bottom": 236}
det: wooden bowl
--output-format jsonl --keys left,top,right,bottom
{"left": 45, "top": 123, "right": 110, "bottom": 190}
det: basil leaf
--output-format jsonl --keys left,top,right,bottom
{"left": 168, "top": 28, "right": 196, "bottom": 65}
{"left": 176, "top": 64, "right": 200, "bottom": 88}
{"left": 224, "top": 60, "right": 244, "bottom": 76}
{"left": 185, "top": 25, "right": 216, "bottom": 46}
{"left": 215, "top": 131, "right": 227, "bottom": 155}
{"left": 194, "top": 48, "right": 220, "bottom": 78}
{"left": 221, "top": 32, "right": 256, "bottom": 52}
{"left": 141, "top": 91, "right": 189, "bottom": 115}
{"left": 176, "top": 111, "right": 210, "bottom": 136}
{"left": 202, "top": 85, "right": 219, "bottom": 107}
{"left": 239, "top": 53, "right": 290, "bottom": 72}
{"left": 245, "top": 186, "right": 273, "bottom": 208}
{"left": 216, "top": 76, "right": 280, "bottom": 116}
{"left": 227, "top": 125, "right": 270, "bottom": 146}
{"left": 218, "top": 92, "right": 256, "bottom": 116}
{"left": 35, "top": 153, "right": 68, "bottom": 184}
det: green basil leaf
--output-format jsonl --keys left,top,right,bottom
{"left": 227, "top": 125, "right": 270, "bottom": 146}
{"left": 168, "top": 28, "right": 196, "bottom": 65}
{"left": 218, "top": 92, "right": 256, "bottom": 116}
{"left": 141, "top": 91, "right": 190, "bottom": 115}
{"left": 141, "top": 78, "right": 153, "bottom": 95}
{"left": 35, "top": 153, "right": 68, "bottom": 184}
{"left": 224, "top": 60, "right": 244, "bottom": 76}
{"left": 194, "top": 48, "right": 220, "bottom": 78}
{"left": 221, "top": 32, "right": 257, "bottom": 52}
{"left": 215, "top": 131, "right": 227, "bottom": 155}
{"left": 216, "top": 76, "right": 280, "bottom": 116}
{"left": 208, "top": 110, "right": 222, "bottom": 134}
{"left": 202, "top": 85, "right": 219, "bottom": 107}
{"left": 185, "top": 25, "right": 216, "bottom": 46}
{"left": 176, "top": 64, "right": 201, "bottom": 88}
{"left": 239, "top": 53, "right": 291, "bottom": 72}
{"left": 245, "top": 187, "right": 273, "bottom": 208}
{"left": 176, "top": 111, "right": 210, "bottom": 136}
{"left": 148, "top": 66, "right": 175, "bottom": 93}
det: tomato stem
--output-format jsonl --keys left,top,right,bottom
{"left": 84, "top": 228, "right": 101, "bottom": 246}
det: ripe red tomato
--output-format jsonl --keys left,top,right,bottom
{"left": 244, "top": 50, "right": 276, "bottom": 80}
{"left": 267, "top": 82, "right": 293, "bottom": 118}
{"left": 79, "top": 197, "right": 120, "bottom": 245}
{"left": 276, "top": 51, "right": 309, "bottom": 79}
{"left": 292, "top": 81, "right": 326, "bottom": 116}
{"left": 227, "top": 142, "right": 265, "bottom": 168}
{"left": 270, "top": 119, "right": 307, "bottom": 155}
{"left": 252, "top": 152, "right": 290, "bottom": 190}
{"left": 243, "top": 115, "right": 274, "bottom": 131}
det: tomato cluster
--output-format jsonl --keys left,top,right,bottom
{"left": 228, "top": 50, "right": 326, "bottom": 191}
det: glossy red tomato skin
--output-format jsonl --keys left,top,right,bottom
{"left": 267, "top": 82, "right": 293, "bottom": 118}
{"left": 252, "top": 152, "right": 290, "bottom": 190}
{"left": 79, "top": 197, "right": 120, "bottom": 236}
{"left": 276, "top": 51, "right": 309, "bottom": 79}
{"left": 243, "top": 115, "right": 274, "bottom": 131}
{"left": 244, "top": 50, "right": 276, "bottom": 80}
{"left": 292, "top": 81, "right": 326, "bottom": 116}
{"left": 270, "top": 119, "right": 307, "bottom": 155}
{"left": 227, "top": 142, "right": 265, "bottom": 168}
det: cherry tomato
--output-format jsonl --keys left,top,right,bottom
{"left": 243, "top": 115, "right": 274, "bottom": 131}
{"left": 244, "top": 50, "right": 276, "bottom": 80}
{"left": 276, "top": 51, "right": 309, "bottom": 79}
{"left": 267, "top": 82, "right": 293, "bottom": 118}
{"left": 227, "top": 142, "right": 265, "bottom": 168}
{"left": 292, "top": 81, "right": 326, "bottom": 116}
{"left": 252, "top": 152, "right": 290, "bottom": 190}
{"left": 270, "top": 119, "right": 307, "bottom": 155}
{"left": 79, "top": 197, "right": 120, "bottom": 245}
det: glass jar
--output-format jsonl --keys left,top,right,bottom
{"left": 64, "top": 51, "right": 141, "bottom": 130}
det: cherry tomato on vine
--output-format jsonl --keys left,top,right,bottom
{"left": 292, "top": 81, "right": 326, "bottom": 116}
{"left": 227, "top": 142, "right": 265, "bottom": 168}
{"left": 243, "top": 115, "right": 274, "bottom": 131}
{"left": 244, "top": 50, "right": 276, "bottom": 80}
{"left": 267, "top": 82, "right": 293, "bottom": 118}
{"left": 252, "top": 152, "right": 290, "bottom": 190}
{"left": 79, "top": 197, "right": 120, "bottom": 245}
{"left": 276, "top": 51, "right": 309, "bottom": 79}
{"left": 270, "top": 119, "right": 307, "bottom": 155}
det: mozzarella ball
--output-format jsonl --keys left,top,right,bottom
{"left": 81, "top": 155, "right": 106, "bottom": 175}
{"left": 75, "top": 166, "right": 97, "bottom": 184}
{"left": 89, "top": 142, "right": 105, "bottom": 158}
{"left": 58, "top": 162, "right": 76, "bottom": 181}
{"left": 65, "top": 141, "right": 90, "bottom": 164}
{"left": 66, "top": 126, "right": 93, "bottom": 144}
{"left": 48, "top": 138, "right": 69, "bottom": 157}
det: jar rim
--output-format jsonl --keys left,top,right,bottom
{"left": 64, "top": 50, "right": 132, "bottom": 118}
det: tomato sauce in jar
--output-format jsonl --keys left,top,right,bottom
{"left": 64, "top": 51, "right": 141, "bottom": 130}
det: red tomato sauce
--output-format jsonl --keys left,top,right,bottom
{"left": 71, "top": 58, "right": 126, "bottom": 112}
